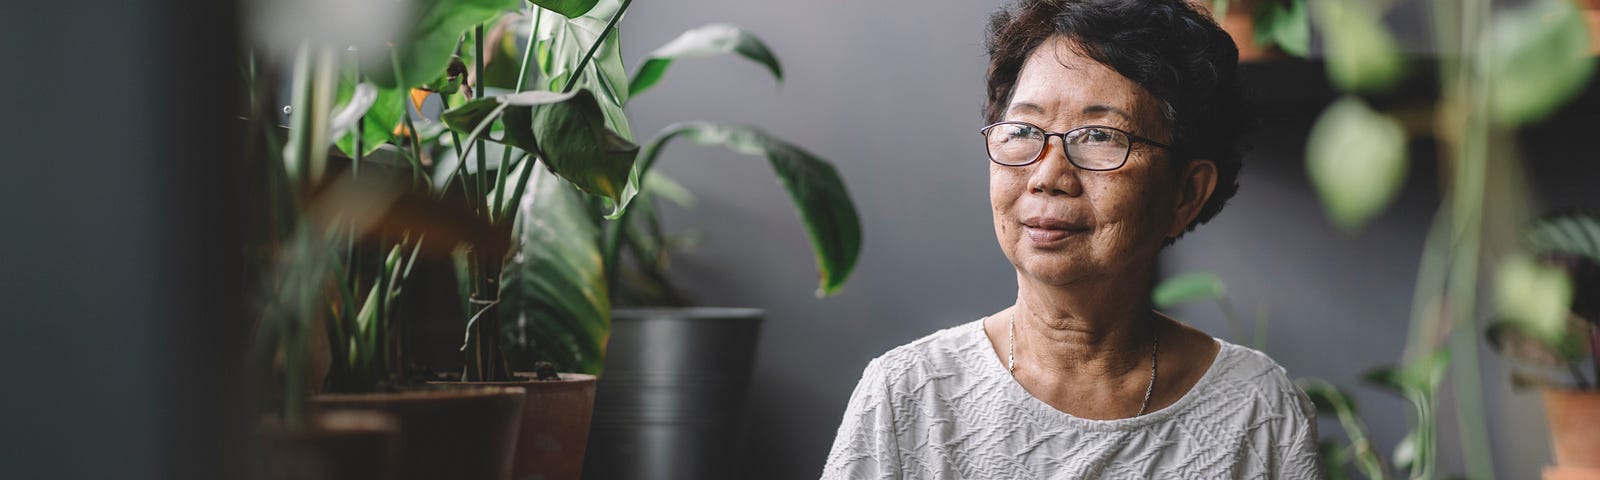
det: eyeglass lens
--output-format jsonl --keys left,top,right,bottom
{"left": 984, "top": 123, "right": 1131, "bottom": 170}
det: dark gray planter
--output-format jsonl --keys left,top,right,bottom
{"left": 582, "top": 307, "right": 764, "bottom": 480}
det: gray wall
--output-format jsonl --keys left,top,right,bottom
{"left": 617, "top": 1, "right": 1596, "bottom": 478}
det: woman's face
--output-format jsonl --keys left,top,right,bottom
{"left": 990, "top": 36, "right": 1213, "bottom": 287}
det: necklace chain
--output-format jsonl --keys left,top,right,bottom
{"left": 1007, "top": 309, "right": 1159, "bottom": 417}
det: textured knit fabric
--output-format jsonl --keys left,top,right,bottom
{"left": 821, "top": 318, "right": 1323, "bottom": 479}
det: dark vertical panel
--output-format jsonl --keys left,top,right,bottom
{"left": 0, "top": 0, "right": 244, "bottom": 477}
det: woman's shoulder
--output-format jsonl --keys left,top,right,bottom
{"left": 1205, "top": 339, "right": 1316, "bottom": 419}
{"left": 860, "top": 318, "right": 990, "bottom": 385}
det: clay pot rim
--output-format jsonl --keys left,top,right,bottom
{"left": 312, "top": 385, "right": 526, "bottom": 403}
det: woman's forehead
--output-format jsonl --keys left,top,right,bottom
{"left": 1007, "top": 38, "right": 1158, "bottom": 125}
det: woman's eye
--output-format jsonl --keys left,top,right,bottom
{"left": 1080, "top": 128, "right": 1114, "bottom": 143}
{"left": 1007, "top": 125, "right": 1038, "bottom": 140}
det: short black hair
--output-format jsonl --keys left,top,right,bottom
{"left": 985, "top": 0, "right": 1251, "bottom": 237}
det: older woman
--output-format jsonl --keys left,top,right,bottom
{"left": 822, "top": 0, "right": 1320, "bottom": 478}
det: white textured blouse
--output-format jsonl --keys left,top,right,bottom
{"left": 822, "top": 319, "right": 1323, "bottom": 479}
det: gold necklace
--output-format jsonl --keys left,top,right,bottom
{"left": 1008, "top": 309, "right": 1160, "bottom": 416}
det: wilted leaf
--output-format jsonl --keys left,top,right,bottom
{"left": 1487, "top": 0, "right": 1595, "bottom": 126}
{"left": 635, "top": 121, "right": 862, "bottom": 296}
{"left": 1306, "top": 96, "right": 1408, "bottom": 232}
{"left": 629, "top": 23, "right": 784, "bottom": 97}
{"left": 1152, "top": 272, "right": 1227, "bottom": 308}
{"left": 1313, "top": 0, "right": 1405, "bottom": 92}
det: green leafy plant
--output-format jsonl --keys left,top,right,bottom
{"left": 1486, "top": 211, "right": 1600, "bottom": 391}
{"left": 493, "top": 16, "right": 864, "bottom": 374}
{"left": 1299, "top": 0, "right": 1596, "bottom": 478}
{"left": 252, "top": 0, "right": 650, "bottom": 393}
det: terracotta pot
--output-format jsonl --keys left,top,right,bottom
{"left": 312, "top": 386, "right": 526, "bottom": 480}
{"left": 432, "top": 373, "right": 599, "bottom": 480}
{"left": 1545, "top": 466, "right": 1600, "bottom": 480}
{"left": 259, "top": 410, "right": 400, "bottom": 480}
{"left": 1545, "top": 389, "right": 1600, "bottom": 470}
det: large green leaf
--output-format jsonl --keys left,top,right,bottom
{"left": 439, "top": 89, "right": 639, "bottom": 214}
{"left": 536, "top": 0, "right": 632, "bottom": 139}
{"left": 532, "top": 89, "right": 638, "bottom": 209}
{"left": 629, "top": 23, "right": 784, "bottom": 97}
{"left": 1487, "top": 0, "right": 1595, "bottom": 126}
{"left": 1306, "top": 96, "right": 1408, "bottom": 232}
{"left": 1151, "top": 271, "right": 1227, "bottom": 308}
{"left": 501, "top": 167, "right": 610, "bottom": 374}
{"left": 635, "top": 122, "right": 862, "bottom": 296}
{"left": 1312, "top": 0, "right": 1404, "bottom": 92}
{"left": 368, "top": 0, "right": 520, "bottom": 89}
{"left": 441, "top": 89, "right": 580, "bottom": 154}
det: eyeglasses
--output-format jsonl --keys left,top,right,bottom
{"left": 979, "top": 121, "right": 1172, "bottom": 170}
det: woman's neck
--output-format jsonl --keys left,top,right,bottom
{"left": 1012, "top": 270, "right": 1156, "bottom": 382}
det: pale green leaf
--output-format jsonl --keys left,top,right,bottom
{"left": 1495, "top": 254, "right": 1574, "bottom": 342}
{"left": 1306, "top": 96, "right": 1408, "bottom": 232}
{"left": 1313, "top": 0, "right": 1405, "bottom": 92}
{"left": 1488, "top": 0, "right": 1596, "bottom": 126}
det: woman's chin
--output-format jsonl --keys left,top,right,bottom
{"left": 1015, "top": 257, "right": 1092, "bottom": 286}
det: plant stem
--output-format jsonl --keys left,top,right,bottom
{"left": 475, "top": 24, "right": 489, "bottom": 219}
{"left": 493, "top": 7, "right": 544, "bottom": 224}
{"left": 560, "top": 0, "right": 632, "bottom": 94}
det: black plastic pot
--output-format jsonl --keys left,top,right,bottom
{"left": 582, "top": 307, "right": 764, "bottom": 480}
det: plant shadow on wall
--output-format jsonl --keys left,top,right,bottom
{"left": 1160, "top": 0, "right": 1596, "bottom": 479}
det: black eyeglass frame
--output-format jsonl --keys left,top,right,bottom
{"left": 979, "top": 121, "right": 1174, "bottom": 171}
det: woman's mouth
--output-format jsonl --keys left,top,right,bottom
{"left": 1021, "top": 217, "right": 1090, "bottom": 244}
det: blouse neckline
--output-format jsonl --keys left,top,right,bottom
{"left": 965, "top": 318, "right": 1233, "bottom": 432}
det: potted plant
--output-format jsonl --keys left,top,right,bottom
{"left": 247, "top": 31, "right": 533, "bottom": 478}
{"left": 246, "top": 0, "right": 637, "bottom": 476}
{"left": 1487, "top": 210, "right": 1600, "bottom": 478}
{"left": 470, "top": 13, "right": 862, "bottom": 477}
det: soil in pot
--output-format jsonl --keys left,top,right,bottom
{"left": 312, "top": 386, "right": 525, "bottom": 480}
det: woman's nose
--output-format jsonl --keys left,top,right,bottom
{"left": 1027, "top": 136, "right": 1084, "bottom": 196}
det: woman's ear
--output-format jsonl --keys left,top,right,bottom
{"left": 1168, "top": 159, "right": 1218, "bottom": 238}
